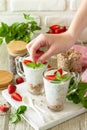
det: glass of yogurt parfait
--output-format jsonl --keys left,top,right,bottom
{"left": 43, "top": 68, "right": 72, "bottom": 111}
{"left": 15, "top": 56, "right": 47, "bottom": 95}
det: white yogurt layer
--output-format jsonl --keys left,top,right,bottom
{"left": 43, "top": 69, "right": 70, "bottom": 106}
{"left": 22, "top": 57, "right": 47, "bottom": 86}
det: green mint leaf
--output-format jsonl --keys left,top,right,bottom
{"left": 9, "top": 105, "right": 27, "bottom": 124}
{"left": 9, "top": 114, "right": 21, "bottom": 123}
{"left": 36, "top": 63, "right": 45, "bottom": 68}
{"left": 67, "top": 92, "right": 80, "bottom": 104}
{"left": 5, "top": 35, "right": 14, "bottom": 44}
{"left": 0, "top": 38, "right": 3, "bottom": 44}
{"left": 23, "top": 14, "right": 34, "bottom": 21}
{"left": 26, "top": 62, "right": 36, "bottom": 68}
{"left": 78, "top": 82, "right": 87, "bottom": 108}
{"left": 67, "top": 80, "right": 87, "bottom": 108}
{"left": 30, "top": 24, "right": 41, "bottom": 32}
{"left": 26, "top": 62, "right": 45, "bottom": 69}
{"left": 23, "top": 32, "right": 34, "bottom": 42}
{"left": 56, "top": 72, "right": 62, "bottom": 81}
{"left": 61, "top": 74, "right": 71, "bottom": 81}
{"left": 0, "top": 14, "right": 41, "bottom": 43}
{"left": 67, "top": 77, "right": 79, "bottom": 103}
{"left": 51, "top": 80, "right": 61, "bottom": 84}
{"left": 0, "top": 22, "right": 9, "bottom": 37}
{"left": 1, "top": 22, "right": 9, "bottom": 33}
{"left": 69, "top": 77, "right": 75, "bottom": 86}
{"left": 17, "top": 105, "right": 27, "bottom": 114}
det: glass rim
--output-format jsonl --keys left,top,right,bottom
{"left": 43, "top": 68, "right": 80, "bottom": 83}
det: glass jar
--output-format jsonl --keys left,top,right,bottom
{"left": 7, "top": 40, "right": 27, "bottom": 75}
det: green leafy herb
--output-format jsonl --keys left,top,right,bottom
{"left": 51, "top": 72, "right": 71, "bottom": 84}
{"left": 9, "top": 114, "right": 21, "bottom": 123}
{"left": 67, "top": 78, "right": 87, "bottom": 108}
{"left": 26, "top": 62, "right": 45, "bottom": 69}
{"left": 24, "top": 13, "right": 34, "bottom": 21}
{"left": 9, "top": 105, "right": 27, "bottom": 123}
{"left": 56, "top": 72, "right": 61, "bottom": 80}
{"left": 0, "top": 14, "right": 41, "bottom": 44}
{"left": 78, "top": 82, "right": 87, "bottom": 108}
{"left": 17, "top": 105, "right": 27, "bottom": 114}
{"left": 0, "top": 38, "right": 3, "bottom": 45}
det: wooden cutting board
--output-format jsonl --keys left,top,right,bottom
{"left": 0, "top": 70, "right": 13, "bottom": 90}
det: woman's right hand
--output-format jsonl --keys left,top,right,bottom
{"left": 26, "top": 31, "right": 76, "bottom": 63}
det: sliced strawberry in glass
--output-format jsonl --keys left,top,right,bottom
{"left": 45, "top": 74, "right": 56, "bottom": 80}
{"left": 58, "top": 68, "right": 63, "bottom": 75}
{"left": 54, "top": 68, "right": 63, "bottom": 75}
{"left": 47, "top": 64, "right": 52, "bottom": 69}
{"left": 23, "top": 59, "right": 32, "bottom": 64}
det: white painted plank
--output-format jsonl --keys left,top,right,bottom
{"left": 9, "top": 0, "right": 66, "bottom": 11}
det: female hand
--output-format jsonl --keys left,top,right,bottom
{"left": 26, "top": 31, "right": 76, "bottom": 63}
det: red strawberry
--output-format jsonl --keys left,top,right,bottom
{"left": 0, "top": 104, "right": 9, "bottom": 112}
{"left": 43, "top": 61, "right": 47, "bottom": 64}
{"left": 23, "top": 59, "right": 32, "bottom": 64}
{"left": 47, "top": 64, "right": 52, "bottom": 69}
{"left": 8, "top": 84, "right": 16, "bottom": 94}
{"left": 16, "top": 77, "right": 24, "bottom": 84}
{"left": 11, "top": 92, "right": 22, "bottom": 101}
{"left": 54, "top": 28, "right": 63, "bottom": 34}
{"left": 61, "top": 26, "right": 67, "bottom": 32}
{"left": 54, "top": 68, "right": 63, "bottom": 75}
{"left": 58, "top": 68, "right": 63, "bottom": 75}
{"left": 45, "top": 75, "right": 56, "bottom": 80}
{"left": 50, "top": 25, "right": 60, "bottom": 31}
{"left": 36, "top": 50, "right": 44, "bottom": 54}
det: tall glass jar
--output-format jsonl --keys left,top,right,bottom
{"left": 7, "top": 40, "right": 27, "bottom": 75}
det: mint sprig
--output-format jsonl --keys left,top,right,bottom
{"left": 9, "top": 105, "right": 27, "bottom": 123}
{"left": 51, "top": 72, "right": 71, "bottom": 83}
{"left": 26, "top": 62, "right": 45, "bottom": 69}
{"left": 0, "top": 38, "right": 3, "bottom": 45}
{"left": 67, "top": 78, "right": 87, "bottom": 108}
{"left": 9, "top": 114, "right": 21, "bottom": 123}
{"left": 0, "top": 14, "right": 41, "bottom": 44}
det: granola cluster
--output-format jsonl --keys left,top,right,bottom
{"left": 57, "top": 49, "right": 82, "bottom": 73}
{"left": 47, "top": 103, "right": 64, "bottom": 111}
{"left": 28, "top": 83, "right": 43, "bottom": 95}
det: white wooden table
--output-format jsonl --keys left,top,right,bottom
{"left": 0, "top": 43, "right": 87, "bottom": 130}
